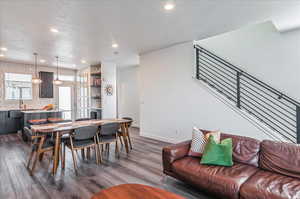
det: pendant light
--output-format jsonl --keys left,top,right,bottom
{"left": 53, "top": 56, "right": 63, "bottom": 85}
{"left": 32, "top": 53, "right": 42, "bottom": 84}
{"left": 163, "top": 0, "right": 175, "bottom": 10}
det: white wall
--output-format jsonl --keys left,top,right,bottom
{"left": 117, "top": 66, "right": 140, "bottom": 127}
{"left": 139, "top": 42, "right": 271, "bottom": 143}
{"left": 102, "top": 62, "right": 117, "bottom": 118}
{"left": 196, "top": 21, "right": 300, "bottom": 102}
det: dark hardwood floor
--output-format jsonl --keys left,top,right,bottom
{"left": 0, "top": 128, "right": 214, "bottom": 199}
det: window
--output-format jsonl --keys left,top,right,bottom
{"left": 5, "top": 73, "right": 32, "bottom": 100}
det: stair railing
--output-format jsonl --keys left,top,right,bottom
{"left": 194, "top": 45, "right": 300, "bottom": 143}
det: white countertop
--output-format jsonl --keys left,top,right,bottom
{"left": 0, "top": 108, "right": 21, "bottom": 111}
{"left": 91, "top": 107, "right": 102, "bottom": 110}
{"left": 21, "top": 109, "right": 64, "bottom": 113}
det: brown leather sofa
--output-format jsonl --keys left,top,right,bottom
{"left": 162, "top": 132, "right": 300, "bottom": 199}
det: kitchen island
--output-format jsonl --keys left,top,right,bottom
{"left": 0, "top": 109, "right": 63, "bottom": 136}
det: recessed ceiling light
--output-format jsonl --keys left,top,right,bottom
{"left": 0, "top": 54, "right": 4, "bottom": 57}
{"left": 164, "top": 2, "right": 175, "bottom": 10}
{"left": 50, "top": 28, "right": 59, "bottom": 33}
{"left": 81, "top": 59, "right": 86, "bottom": 64}
{"left": 112, "top": 43, "right": 119, "bottom": 48}
{"left": 0, "top": 47, "right": 7, "bottom": 51}
{"left": 40, "top": 59, "right": 46, "bottom": 63}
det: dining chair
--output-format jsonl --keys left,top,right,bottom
{"left": 75, "top": 118, "right": 93, "bottom": 160}
{"left": 24, "top": 127, "right": 55, "bottom": 175}
{"left": 62, "top": 125, "right": 100, "bottom": 174}
{"left": 22, "top": 119, "right": 47, "bottom": 142}
{"left": 118, "top": 117, "right": 133, "bottom": 149}
{"left": 98, "top": 122, "right": 121, "bottom": 159}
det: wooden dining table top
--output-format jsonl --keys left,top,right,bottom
{"left": 31, "top": 119, "right": 131, "bottom": 133}
{"left": 91, "top": 184, "right": 186, "bottom": 199}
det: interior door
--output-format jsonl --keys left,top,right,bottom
{"left": 58, "top": 86, "right": 73, "bottom": 120}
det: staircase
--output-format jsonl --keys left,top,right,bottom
{"left": 194, "top": 45, "right": 300, "bottom": 143}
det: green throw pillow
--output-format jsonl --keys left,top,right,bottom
{"left": 200, "top": 135, "right": 233, "bottom": 166}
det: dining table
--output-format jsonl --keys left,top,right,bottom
{"left": 30, "top": 119, "right": 132, "bottom": 175}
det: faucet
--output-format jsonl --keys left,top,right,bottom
{"left": 19, "top": 99, "right": 24, "bottom": 109}
{"left": 18, "top": 87, "right": 24, "bottom": 110}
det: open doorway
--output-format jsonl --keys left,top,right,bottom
{"left": 58, "top": 86, "right": 73, "bottom": 120}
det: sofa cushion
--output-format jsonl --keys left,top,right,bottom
{"left": 221, "top": 133, "right": 260, "bottom": 167}
{"left": 240, "top": 170, "right": 300, "bottom": 199}
{"left": 260, "top": 140, "right": 300, "bottom": 179}
{"left": 201, "top": 130, "right": 261, "bottom": 167}
{"left": 28, "top": 119, "right": 48, "bottom": 125}
{"left": 172, "top": 157, "right": 259, "bottom": 199}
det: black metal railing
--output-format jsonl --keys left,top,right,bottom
{"left": 195, "top": 45, "right": 300, "bottom": 143}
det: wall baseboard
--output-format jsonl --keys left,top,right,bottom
{"left": 140, "top": 132, "right": 180, "bottom": 144}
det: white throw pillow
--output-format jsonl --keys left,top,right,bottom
{"left": 188, "top": 127, "right": 207, "bottom": 157}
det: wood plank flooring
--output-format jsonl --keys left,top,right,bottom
{"left": 0, "top": 128, "right": 215, "bottom": 199}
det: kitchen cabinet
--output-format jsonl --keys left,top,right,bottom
{"left": 0, "top": 111, "right": 7, "bottom": 134}
{"left": 0, "top": 110, "right": 21, "bottom": 134}
{"left": 39, "top": 71, "right": 54, "bottom": 98}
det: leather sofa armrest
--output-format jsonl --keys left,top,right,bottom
{"left": 162, "top": 140, "right": 191, "bottom": 173}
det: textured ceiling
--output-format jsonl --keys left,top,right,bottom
{"left": 0, "top": 0, "right": 299, "bottom": 68}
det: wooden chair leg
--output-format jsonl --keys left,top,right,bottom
{"left": 52, "top": 132, "right": 61, "bottom": 175}
{"left": 96, "top": 135, "right": 102, "bottom": 163}
{"left": 106, "top": 143, "right": 110, "bottom": 155}
{"left": 121, "top": 124, "right": 129, "bottom": 153}
{"left": 119, "top": 134, "right": 123, "bottom": 146}
{"left": 30, "top": 152, "right": 39, "bottom": 175}
{"left": 94, "top": 145, "right": 99, "bottom": 164}
{"left": 70, "top": 148, "right": 78, "bottom": 174}
{"left": 47, "top": 151, "right": 53, "bottom": 169}
{"left": 30, "top": 136, "right": 46, "bottom": 175}
{"left": 62, "top": 144, "right": 66, "bottom": 169}
{"left": 81, "top": 149, "right": 85, "bottom": 160}
{"left": 127, "top": 132, "right": 133, "bottom": 150}
{"left": 99, "top": 145, "right": 103, "bottom": 163}
{"left": 115, "top": 140, "right": 120, "bottom": 159}
{"left": 39, "top": 152, "right": 44, "bottom": 162}
{"left": 59, "top": 145, "right": 62, "bottom": 165}
{"left": 87, "top": 147, "right": 91, "bottom": 160}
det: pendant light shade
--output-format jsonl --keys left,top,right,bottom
{"left": 32, "top": 53, "right": 42, "bottom": 84}
{"left": 53, "top": 79, "right": 63, "bottom": 85}
{"left": 53, "top": 56, "right": 63, "bottom": 85}
{"left": 32, "top": 77, "right": 42, "bottom": 84}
